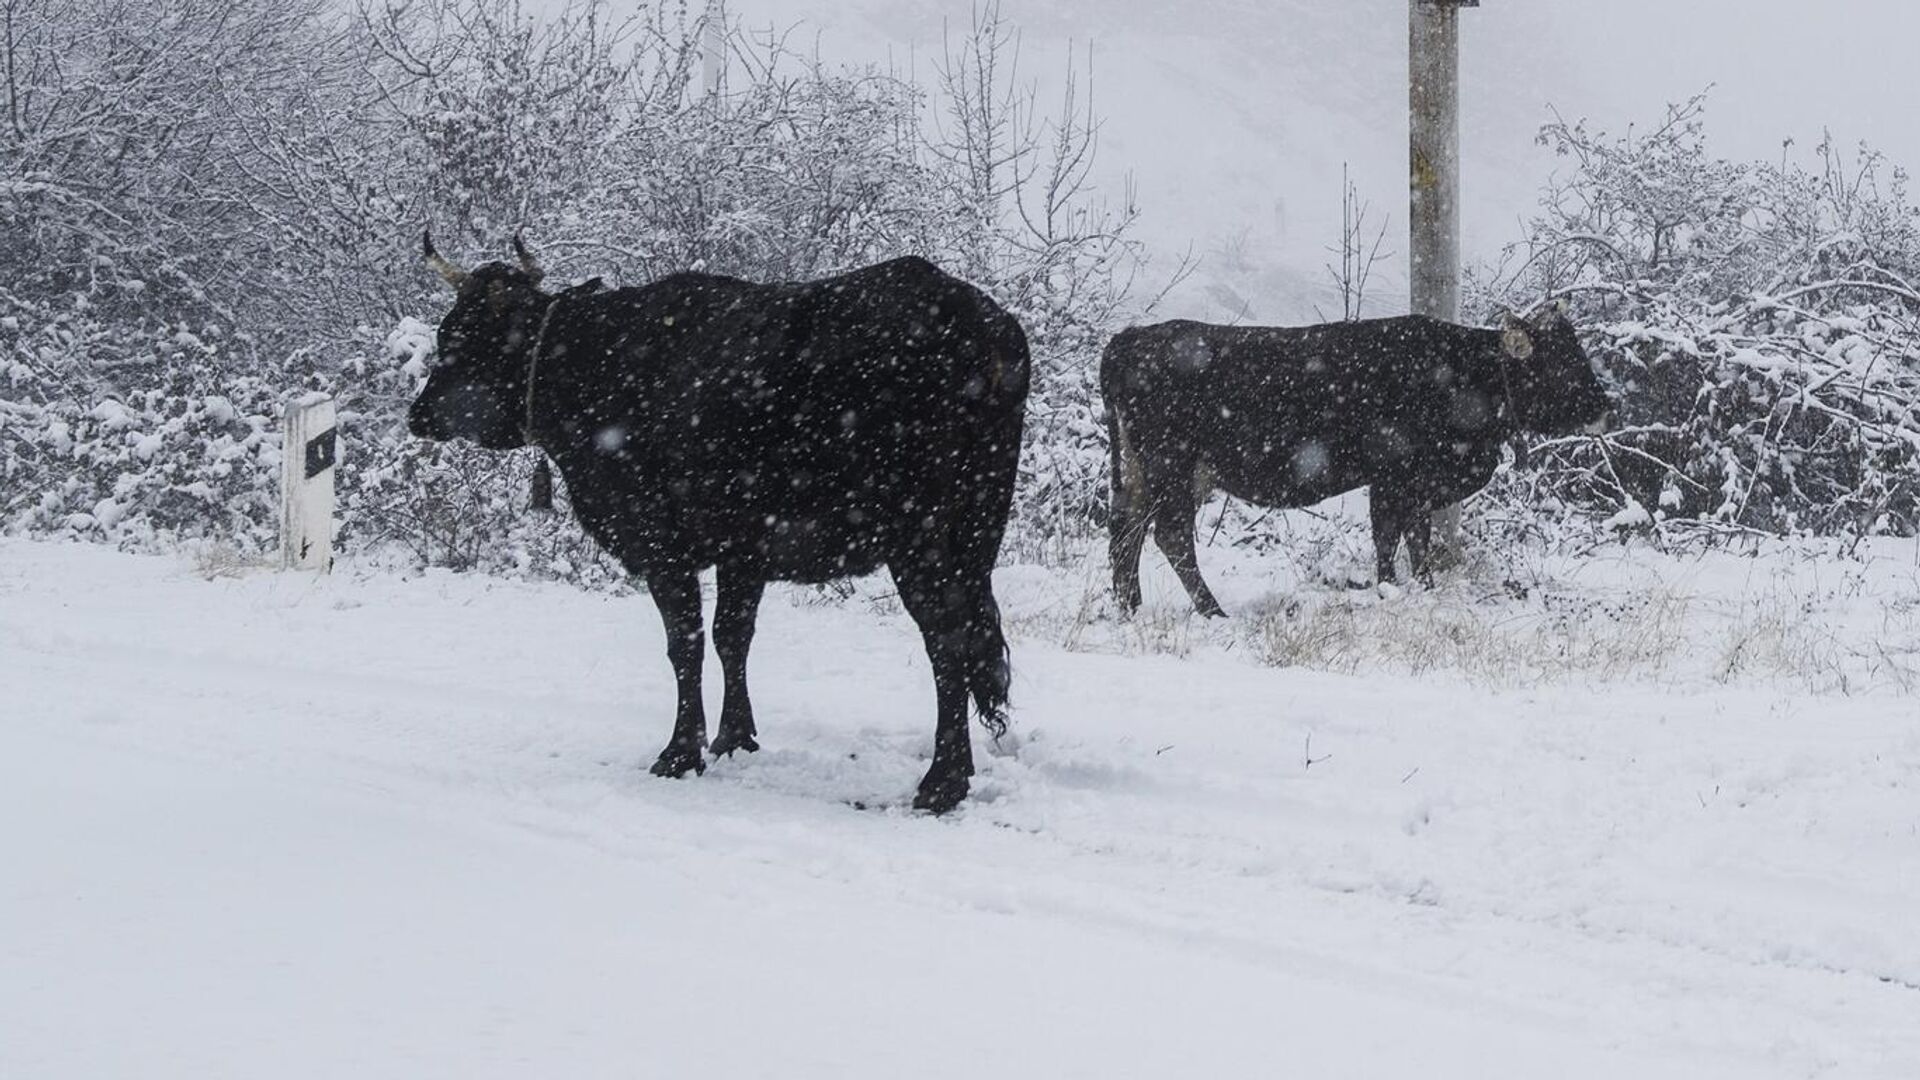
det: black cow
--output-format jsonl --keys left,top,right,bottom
{"left": 409, "top": 237, "right": 1029, "bottom": 812}
{"left": 1102, "top": 304, "right": 1612, "bottom": 616}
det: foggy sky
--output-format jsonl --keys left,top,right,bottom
{"left": 552, "top": 0, "right": 1920, "bottom": 317}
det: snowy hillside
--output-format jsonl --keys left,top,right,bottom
{"left": 731, "top": 0, "right": 1530, "bottom": 322}
{"left": 6, "top": 537, "right": 1917, "bottom": 1077}
{"left": 719, "top": 0, "right": 1920, "bottom": 322}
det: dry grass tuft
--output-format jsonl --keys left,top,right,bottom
{"left": 188, "top": 544, "right": 272, "bottom": 581}
{"left": 1247, "top": 586, "right": 1695, "bottom": 687}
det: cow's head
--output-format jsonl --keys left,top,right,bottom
{"left": 408, "top": 232, "right": 550, "bottom": 450}
{"left": 1499, "top": 300, "right": 1613, "bottom": 435}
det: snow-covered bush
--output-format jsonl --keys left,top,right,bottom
{"left": 1471, "top": 95, "right": 1920, "bottom": 543}
{"left": 0, "top": 0, "right": 413, "bottom": 548}
{"left": 1, "top": 309, "right": 285, "bottom": 549}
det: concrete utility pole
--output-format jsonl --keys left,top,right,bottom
{"left": 703, "top": 1, "right": 725, "bottom": 98}
{"left": 1410, "top": 0, "right": 1476, "bottom": 565}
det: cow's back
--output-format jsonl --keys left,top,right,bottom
{"left": 720, "top": 257, "right": 1026, "bottom": 507}
{"left": 545, "top": 258, "right": 1027, "bottom": 579}
{"left": 1103, "top": 315, "right": 1501, "bottom": 507}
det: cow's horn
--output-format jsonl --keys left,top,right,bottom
{"left": 512, "top": 230, "right": 545, "bottom": 284}
{"left": 423, "top": 230, "right": 468, "bottom": 288}
{"left": 1524, "top": 296, "right": 1569, "bottom": 323}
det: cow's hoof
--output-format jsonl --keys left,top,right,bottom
{"left": 1195, "top": 600, "right": 1228, "bottom": 619}
{"left": 709, "top": 730, "right": 760, "bottom": 758}
{"left": 911, "top": 773, "right": 970, "bottom": 815}
{"left": 649, "top": 744, "right": 706, "bottom": 778}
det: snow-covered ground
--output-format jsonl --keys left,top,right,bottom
{"left": 4, "top": 534, "right": 1917, "bottom": 1077}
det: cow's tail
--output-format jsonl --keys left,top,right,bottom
{"left": 966, "top": 589, "right": 1012, "bottom": 743}
{"left": 1108, "top": 406, "right": 1147, "bottom": 523}
{"left": 1100, "top": 331, "right": 1148, "bottom": 524}
{"left": 970, "top": 315, "right": 1021, "bottom": 745}
{"left": 1105, "top": 392, "right": 1153, "bottom": 614}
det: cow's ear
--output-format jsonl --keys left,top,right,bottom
{"left": 1501, "top": 313, "right": 1536, "bottom": 361}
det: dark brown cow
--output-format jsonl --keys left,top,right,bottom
{"left": 410, "top": 238, "right": 1029, "bottom": 811}
{"left": 1103, "top": 304, "right": 1612, "bottom": 615}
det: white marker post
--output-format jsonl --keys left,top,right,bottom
{"left": 280, "top": 394, "right": 338, "bottom": 572}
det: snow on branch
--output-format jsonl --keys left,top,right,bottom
{"left": 1470, "top": 94, "right": 1920, "bottom": 543}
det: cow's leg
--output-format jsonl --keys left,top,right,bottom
{"left": 1402, "top": 499, "right": 1437, "bottom": 586}
{"left": 891, "top": 561, "right": 975, "bottom": 813}
{"left": 709, "top": 569, "right": 764, "bottom": 758}
{"left": 1148, "top": 467, "right": 1226, "bottom": 618}
{"left": 1369, "top": 486, "right": 1409, "bottom": 586}
{"left": 645, "top": 569, "right": 708, "bottom": 778}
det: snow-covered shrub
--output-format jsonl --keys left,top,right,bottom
{"left": 1471, "top": 95, "right": 1920, "bottom": 543}
{"left": 1, "top": 307, "right": 285, "bottom": 548}
{"left": 0, "top": 0, "right": 345, "bottom": 334}
{"left": 0, "top": 0, "right": 412, "bottom": 549}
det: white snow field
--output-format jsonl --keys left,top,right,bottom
{"left": 4, "top": 534, "right": 1917, "bottom": 1078}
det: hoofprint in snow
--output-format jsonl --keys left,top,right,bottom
{"left": 3, "top": 532, "right": 1917, "bottom": 1078}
